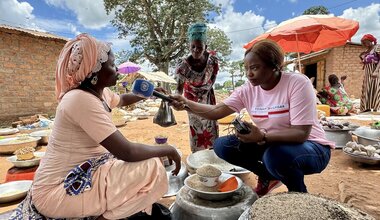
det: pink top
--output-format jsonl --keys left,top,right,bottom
{"left": 223, "top": 72, "right": 335, "bottom": 148}
{"left": 34, "top": 88, "right": 120, "bottom": 185}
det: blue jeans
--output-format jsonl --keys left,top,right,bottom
{"left": 213, "top": 135, "right": 331, "bottom": 192}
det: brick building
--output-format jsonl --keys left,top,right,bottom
{"left": 0, "top": 25, "right": 67, "bottom": 123}
{"left": 295, "top": 42, "right": 364, "bottom": 99}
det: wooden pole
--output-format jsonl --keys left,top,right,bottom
{"left": 296, "top": 34, "right": 302, "bottom": 73}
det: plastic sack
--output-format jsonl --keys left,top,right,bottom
{"left": 153, "top": 100, "right": 177, "bottom": 127}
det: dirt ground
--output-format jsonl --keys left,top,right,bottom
{"left": 1, "top": 110, "right": 380, "bottom": 218}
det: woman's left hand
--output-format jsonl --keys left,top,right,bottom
{"left": 154, "top": 87, "right": 168, "bottom": 94}
{"left": 236, "top": 122, "right": 265, "bottom": 143}
{"left": 168, "top": 94, "right": 188, "bottom": 111}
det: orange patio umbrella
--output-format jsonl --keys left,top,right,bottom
{"left": 243, "top": 15, "right": 359, "bottom": 69}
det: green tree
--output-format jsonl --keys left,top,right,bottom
{"left": 207, "top": 27, "right": 232, "bottom": 69}
{"left": 214, "top": 83, "right": 223, "bottom": 90}
{"left": 115, "top": 50, "right": 132, "bottom": 65}
{"left": 303, "top": 6, "right": 330, "bottom": 15}
{"left": 104, "top": 0, "right": 231, "bottom": 74}
{"left": 235, "top": 79, "right": 245, "bottom": 87}
{"left": 223, "top": 80, "right": 233, "bottom": 89}
{"left": 227, "top": 60, "right": 243, "bottom": 90}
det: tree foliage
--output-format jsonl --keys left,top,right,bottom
{"left": 207, "top": 27, "right": 232, "bottom": 68}
{"left": 223, "top": 80, "right": 233, "bottom": 89}
{"left": 302, "top": 6, "right": 330, "bottom": 15}
{"left": 104, "top": 0, "right": 231, "bottom": 74}
{"left": 235, "top": 79, "right": 245, "bottom": 87}
{"left": 214, "top": 83, "right": 223, "bottom": 90}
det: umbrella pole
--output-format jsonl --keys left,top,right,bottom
{"left": 296, "top": 34, "right": 301, "bottom": 73}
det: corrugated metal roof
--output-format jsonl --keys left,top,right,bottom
{"left": 0, "top": 24, "right": 68, "bottom": 41}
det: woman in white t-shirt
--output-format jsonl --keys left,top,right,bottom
{"left": 170, "top": 40, "right": 334, "bottom": 197}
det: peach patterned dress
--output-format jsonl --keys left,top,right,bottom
{"left": 11, "top": 88, "right": 167, "bottom": 219}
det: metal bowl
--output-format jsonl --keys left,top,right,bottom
{"left": 238, "top": 208, "right": 250, "bottom": 220}
{"left": 351, "top": 127, "right": 380, "bottom": 146}
{"left": 164, "top": 161, "right": 188, "bottom": 197}
{"left": 187, "top": 149, "right": 250, "bottom": 175}
{"left": 323, "top": 128, "right": 352, "bottom": 149}
{"left": 343, "top": 151, "right": 380, "bottom": 165}
{"left": 6, "top": 152, "right": 45, "bottom": 168}
{"left": 0, "top": 180, "right": 32, "bottom": 203}
{"left": 29, "top": 130, "right": 51, "bottom": 145}
{"left": 0, "top": 128, "right": 19, "bottom": 136}
{"left": 184, "top": 173, "right": 243, "bottom": 201}
{"left": 170, "top": 184, "right": 257, "bottom": 220}
{"left": 0, "top": 136, "right": 41, "bottom": 154}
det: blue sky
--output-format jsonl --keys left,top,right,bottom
{"left": 1, "top": 0, "right": 379, "bottom": 82}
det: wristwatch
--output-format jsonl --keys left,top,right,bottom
{"left": 257, "top": 129, "right": 267, "bottom": 145}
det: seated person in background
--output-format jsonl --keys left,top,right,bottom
{"left": 318, "top": 74, "right": 353, "bottom": 115}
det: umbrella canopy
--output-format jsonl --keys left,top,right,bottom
{"left": 243, "top": 15, "right": 359, "bottom": 54}
{"left": 118, "top": 61, "right": 141, "bottom": 74}
{"left": 119, "top": 71, "right": 177, "bottom": 84}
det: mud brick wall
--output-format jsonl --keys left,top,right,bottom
{"left": 0, "top": 28, "right": 66, "bottom": 123}
{"left": 302, "top": 44, "right": 364, "bottom": 99}
{"left": 326, "top": 44, "right": 364, "bottom": 99}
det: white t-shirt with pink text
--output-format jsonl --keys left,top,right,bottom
{"left": 223, "top": 72, "right": 335, "bottom": 148}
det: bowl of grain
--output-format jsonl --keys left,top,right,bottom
{"left": 184, "top": 173, "right": 244, "bottom": 201}
{"left": 187, "top": 149, "right": 250, "bottom": 175}
{"left": 196, "top": 164, "right": 222, "bottom": 187}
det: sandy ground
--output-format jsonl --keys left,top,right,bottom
{"left": 1, "top": 110, "right": 380, "bottom": 218}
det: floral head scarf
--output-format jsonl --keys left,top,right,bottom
{"left": 55, "top": 33, "right": 111, "bottom": 101}
{"left": 187, "top": 23, "right": 207, "bottom": 42}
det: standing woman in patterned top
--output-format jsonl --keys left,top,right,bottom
{"left": 359, "top": 34, "right": 380, "bottom": 112}
{"left": 174, "top": 23, "right": 219, "bottom": 152}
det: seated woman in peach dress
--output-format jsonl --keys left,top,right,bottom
{"left": 10, "top": 34, "right": 181, "bottom": 220}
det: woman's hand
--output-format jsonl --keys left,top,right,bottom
{"left": 154, "top": 87, "right": 168, "bottom": 94}
{"left": 236, "top": 121, "right": 265, "bottom": 143}
{"left": 166, "top": 146, "right": 182, "bottom": 176}
{"left": 169, "top": 94, "right": 188, "bottom": 111}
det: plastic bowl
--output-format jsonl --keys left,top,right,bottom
{"left": 155, "top": 136, "right": 168, "bottom": 144}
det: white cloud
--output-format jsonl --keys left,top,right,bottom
{"left": 44, "top": 0, "right": 114, "bottom": 30}
{"left": 289, "top": 0, "right": 297, "bottom": 3}
{"left": 211, "top": 1, "right": 275, "bottom": 83}
{"left": 212, "top": 0, "right": 234, "bottom": 9}
{"left": 44, "top": 0, "right": 65, "bottom": 8}
{"left": 101, "top": 32, "right": 133, "bottom": 54}
{"left": 0, "top": 0, "right": 35, "bottom": 27}
{"left": 0, "top": 0, "right": 83, "bottom": 37}
{"left": 340, "top": 3, "right": 380, "bottom": 43}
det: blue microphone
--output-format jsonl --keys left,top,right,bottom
{"left": 132, "top": 79, "right": 173, "bottom": 102}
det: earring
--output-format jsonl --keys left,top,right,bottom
{"left": 91, "top": 75, "right": 98, "bottom": 85}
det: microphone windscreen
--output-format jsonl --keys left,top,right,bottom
{"left": 131, "top": 79, "right": 154, "bottom": 98}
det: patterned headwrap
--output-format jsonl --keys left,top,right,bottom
{"left": 55, "top": 33, "right": 111, "bottom": 101}
{"left": 187, "top": 23, "right": 207, "bottom": 42}
{"left": 361, "top": 34, "right": 377, "bottom": 45}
